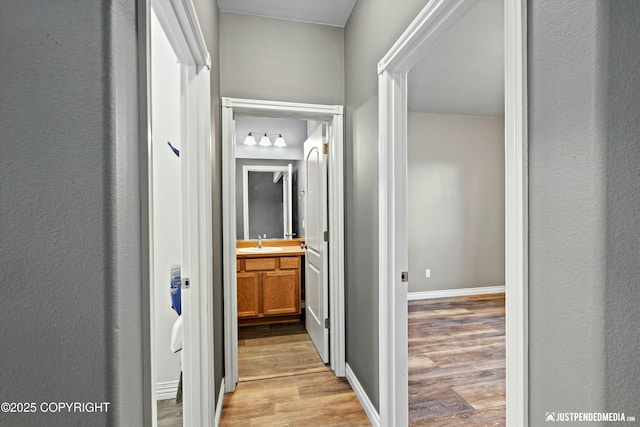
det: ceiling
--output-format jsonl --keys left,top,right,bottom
{"left": 217, "top": 0, "right": 357, "bottom": 27}
{"left": 408, "top": 0, "right": 504, "bottom": 117}
{"left": 218, "top": 0, "right": 502, "bottom": 117}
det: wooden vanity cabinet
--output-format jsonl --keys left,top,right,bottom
{"left": 237, "top": 255, "right": 301, "bottom": 326}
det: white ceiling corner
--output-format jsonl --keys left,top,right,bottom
{"left": 217, "top": 0, "right": 357, "bottom": 27}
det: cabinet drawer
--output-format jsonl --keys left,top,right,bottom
{"left": 279, "top": 257, "right": 299, "bottom": 269}
{"left": 245, "top": 257, "right": 276, "bottom": 271}
{"left": 236, "top": 260, "right": 241, "bottom": 272}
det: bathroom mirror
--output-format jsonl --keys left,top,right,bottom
{"left": 240, "top": 164, "right": 293, "bottom": 240}
{"left": 234, "top": 115, "right": 310, "bottom": 241}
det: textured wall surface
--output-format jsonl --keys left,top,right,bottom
{"left": 529, "top": 0, "right": 640, "bottom": 421}
{"left": 220, "top": 12, "right": 344, "bottom": 105}
{"left": 344, "top": 0, "right": 429, "bottom": 410}
{"left": 0, "top": 0, "right": 143, "bottom": 425}
{"left": 407, "top": 113, "right": 505, "bottom": 293}
{"left": 602, "top": 0, "right": 640, "bottom": 414}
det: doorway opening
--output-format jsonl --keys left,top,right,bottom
{"left": 405, "top": 0, "right": 507, "bottom": 423}
{"left": 221, "top": 98, "right": 346, "bottom": 393}
{"left": 233, "top": 117, "right": 330, "bottom": 383}
{"left": 377, "top": 0, "right": 527, "bottom": 426}
{"left": 144, "top": 0, "right": 214, "bottom": 425}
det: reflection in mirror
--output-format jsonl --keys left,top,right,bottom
{"left": 241, "top": 164, "right": 292, "bottom": 240}
{"left": 234, "top": 115, "right": 326, "bottom": 241}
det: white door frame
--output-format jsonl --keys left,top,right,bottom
{"left": 377, "top": 0, "right": 528, "bottom": 426}
{"left": 145, "top": 0, "right": 214, "bottom": 425}
{"left": 221, "top": 97, "right": 345, "bottom": 392}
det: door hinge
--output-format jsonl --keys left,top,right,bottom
{"left": 401, "top": 272, "right": 408, "bottom": 282}
{"left": 323, "top": 143, "right": 329, "bottom": 155}
{"left": 324, "top": 318, "right": 330, "bottom": 329}
{"left": 324, "top": 230, "right": 329, "bottom": 242}
{"left": 182, "top": 277, "right": 191, "bottom": 289}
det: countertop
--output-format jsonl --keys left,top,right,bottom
{"left": 236, "top": 238, "right": 306, "bottom": 258}
{"left": 236, "top": 246, "right": 306, "bottom": 258}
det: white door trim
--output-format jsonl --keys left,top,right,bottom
{"left": 222, "top": 98, "right": 346, "bottom": 393}
{"left": 377, "top": 1, "right": 528, "bottom": 426}
{"left": 146, "top": 0, "right": 214, "bottom": 425}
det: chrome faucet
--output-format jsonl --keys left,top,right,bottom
{"left": 257, "top": 234, "right": 263, "bottom": 248}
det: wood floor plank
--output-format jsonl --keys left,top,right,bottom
{"left": 221, "top": 325, "right": 370, "bottom": 426}
{"left": 409, "top": 293, "right": 505, "bottom": 426}
{"left": 221, "top": 371, "right": 370, "bottom": 426}
{"left": 238, "top": 322, "right": 329, "bottom": 380}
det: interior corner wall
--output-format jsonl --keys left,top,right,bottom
{"left": 192, "top": 0, "right": 224, "bottom": 407}
{"left": 219, "top": 12, "right": 344, "bottom": 105}
{"left": 407, "top": 112, "right": 505, "bottom": 293}
{"left": 529, "top": 0, "right": 640, "bottom": 419}
{"left": 0, "top": 0, "right": 144, "bottom": 425}
{"left": 344, "top": 0, "right": 429, "bottom": 411}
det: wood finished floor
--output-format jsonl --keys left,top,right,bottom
{"left": 221, "top": 370, "right": 371, "bottom": 426}
{"left": 157, "top": 398, "right": 182, "bottom": 427}
{"left": 222, "top": 322, "right": 370, "bottom": 426}
{"left": 238, "top": 322, "right": 330, "bottom": 381}
{"left": 158, "top": 296, "right": 505, "bottom": 426}
{"left": 409, "top": 294, "right": 506, "bottom": 426}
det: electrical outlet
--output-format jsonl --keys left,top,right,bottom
{"left": 425, "top": 269, "right": 431, "bottom": 278}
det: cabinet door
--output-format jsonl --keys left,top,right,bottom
{"left": 262, "top": 270, "right": 299, "bottom": 316}
{"left": 237, "top": 272, "right": 260, "bottom": 318}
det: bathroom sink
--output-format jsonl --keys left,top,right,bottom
{"left": 237, "top": 247, "right": 283, "bottom": 254}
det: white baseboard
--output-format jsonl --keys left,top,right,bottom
{"left": 408, "top": 285, "right": 505, "bottom": 301}
{"left": 215, "top": 378, "right": 225, "bottom": 427}
{"left": 346, "top": 363, "right": 380, "bottom": 427}
{"left": 155, "top": 379, "right": 179, "bottom": 401}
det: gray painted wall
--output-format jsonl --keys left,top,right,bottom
{"left": 344, "top": 0, "right": 430, "bottom": 410}
{"left": 219, "top": 12, "right": 344, "bottom": 105}
{"left": 529, "top": 0, "right": 640, "bottom": 422}
{"left": 192, "top": 0, "right": 224, "bottom": 406}
{"left": 407, "top": 112, "right": 505, "bottom": 293}
{"left": 0, "top": 0, "right": 143, "bottom": 425}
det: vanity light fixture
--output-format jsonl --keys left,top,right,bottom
{"left": 243, "top": 131, "right": 286, "bottom": 147}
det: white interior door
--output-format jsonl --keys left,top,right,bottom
{"left": 149, "top": 0, "right": 214, "bottom": 424}
{"left": 304, "top": 123, "right": 329, "bottom": 363}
